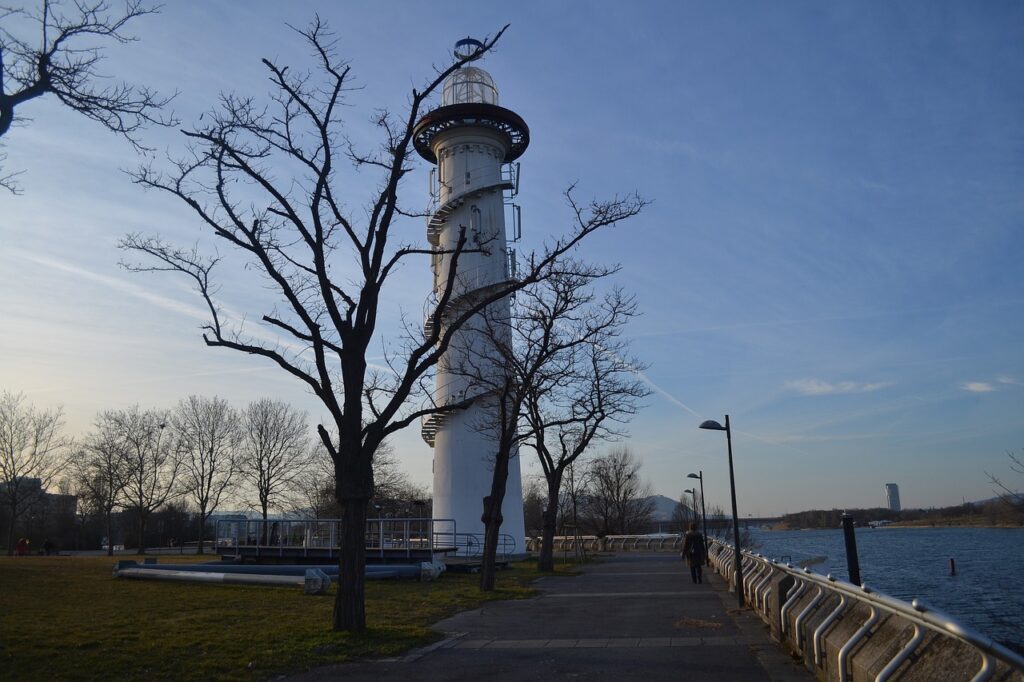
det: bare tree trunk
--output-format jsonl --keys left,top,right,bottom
{"left": 480, "top": 495, "right": 504, "bottom": 591}
{"left": 196, "top": 507, "right": 206, "bottom": 555}
{"left": 480, "top": 445, "right": 512, "bottom": 591}
{"left": 334, "top": 498, "right": 368, "bottom": 630}
{"left": 538, "top": 471, "right": 564, "bottom": 572}
{"left": 6, "top": 516, "right": 16, "bottom": 556}
{"left": 136, "top": 516, "right": 146, "bottom": 555}
{"left": 105, "top": 511, "right": 114, "bottom": 557}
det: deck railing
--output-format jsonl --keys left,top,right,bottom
{"left": 214, "top": 517, "right": 457, "bottom": 561}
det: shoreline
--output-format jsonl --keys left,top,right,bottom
{"left": 765, "top": 523, "right": 1024, "bottom": 531}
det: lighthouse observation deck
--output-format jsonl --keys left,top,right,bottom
{"left": 413, "top": 61, "right": 528, "bottom": 165}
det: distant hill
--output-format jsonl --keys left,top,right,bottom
{"left": 646, "top": 494, "right": 682, "bottom": 521}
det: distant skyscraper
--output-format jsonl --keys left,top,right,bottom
{"left": 885, "top": 483, "right": 901, "bottom": 512}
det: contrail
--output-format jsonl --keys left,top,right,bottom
{"left": 632, "top": 368, "right": 702, "bottom": 419}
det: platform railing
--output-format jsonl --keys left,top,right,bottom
{"left": 450, "top": 532, "right": 517, "bottom": 560}
{"left": 214, "top": 517, "right": 457, "bottom": 561}
{"left": 705, "top": 537, "right": 1024, "bottom": 681}
{"left": 525, "top": 534, "right": 687, "bottom": 553}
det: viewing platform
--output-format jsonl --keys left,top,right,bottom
{"left": 213, "top": 517, "right": 520, "bottom": 568}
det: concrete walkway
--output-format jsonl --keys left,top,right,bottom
{"left": 291, "top": 553, "right": 811, "bottom": 681}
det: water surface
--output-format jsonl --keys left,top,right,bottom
{"left": 746, "top": 526, "right": 1024, "bottom": 646}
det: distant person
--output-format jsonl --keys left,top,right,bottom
{"left": 681, "top": 522, "right": 706, "bottom": 584}
{"left": 43, "top": 539, "right": 54, "bottom": 556}
{"left": 15, "top": 537, "right": 29, "bottom": 556}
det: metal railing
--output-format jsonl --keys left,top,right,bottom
{"left": 214, "top": 517, "right": 457, "bottom": 561}
{"left": 706, "top": 537, "right": 1024, "bottom": 681}
{"left": 525, "top": 534, "right": 686, "bottom": 553}
{"left": 451, "top": 532, "right": 517, "bottom": 560}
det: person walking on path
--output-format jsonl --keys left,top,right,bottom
{"left": 681, "top": 522, "right": 705, "bottom": 584}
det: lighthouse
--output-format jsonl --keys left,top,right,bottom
{"left": 413, "top": 39, "right": 529, "bottom": 555}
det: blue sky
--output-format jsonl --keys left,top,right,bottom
{"left": 2, "top": 1, "right": 1022, "bottom": 516}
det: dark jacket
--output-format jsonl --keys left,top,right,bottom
{"left": 681, "top": 531, "right": 705, "bottom": 567}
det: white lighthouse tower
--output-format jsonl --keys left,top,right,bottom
{"left": 413, "top": 39, "right": 529, "bottom": 555}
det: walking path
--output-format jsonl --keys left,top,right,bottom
{"left": 291, "top": 553, "right": 812, "bottom": 681}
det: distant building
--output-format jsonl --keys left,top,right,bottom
{"left": 885, "top": 483, "right": 901, "bottom": 512}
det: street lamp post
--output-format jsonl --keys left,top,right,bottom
{"left": 683, "top": 488, "right": 698, "bottom": 527}
{"left": 687, "top": 471, "right": 709, "bottom": 566}
{"left": 699, "top": 414, "right": 745, "bottom": 608}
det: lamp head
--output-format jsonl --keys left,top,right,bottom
{"left": 699, "top": 419, "right": 726, "bottom": 431}
{"left": 684, "top": 488, "right": 696, "bottom": 495}
{"left": 687, "top": 472, "right": 701, "bottom": 480}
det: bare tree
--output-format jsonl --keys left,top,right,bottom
{"left": 370, "top": 444, "right": 428, "bottom": 515}
{"left": 113, "top": 406, "right": 179, "bottom": 554}
{"left": 522, "top": 474, "right": 546, "bottom": 537}
{"left": 706, "top": 504, "right": 728, "bottom": 537}
{"left": 0, "top": 391, "right": 67, "bottom": 553}
{"left": 672, "top": 493, "right": 696, "bottom": 532}
{"left": 71, "top": 410, "right": 131, "bottom": 555}
{"left": 558, "top": 458, "right": 588, "bottom": 537}
{"left": 581, "top": 447, "right": 655, "bottom": 536}
{"left": 172, "top": 395, "right": 241, "bottom": 554}
{"left": 240, "top": 398, "right": 311, "bottom": 523}
{"left": 460, "top": 268, "right": 648, "bottom": 579}
{"left": 118, "top": 20, "right": 642, "bottom": 631}
{"left": 296, "top": 444, "right": 339, "bottom": 520}
{"left": 522, "top": 279, "right": 649, "bottom": 571}
{"left": 0, "top": 0, "right": 175, "bottom": 191}
{"left": 987, "top": 451, "right": 1024, "bottom": 521}
{"left": 302, "top": 441, "right": 427, "bottom": 520}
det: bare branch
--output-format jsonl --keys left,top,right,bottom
{"left": 0, "top": 0, "right": 177, "bottom": 190}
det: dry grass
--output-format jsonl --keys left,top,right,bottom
{"left": 0, "top": 554, "right": 574, "bottom": 680}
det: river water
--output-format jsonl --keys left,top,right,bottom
{"left": 745, "top": 526, "right": 1024, "bottom": 647}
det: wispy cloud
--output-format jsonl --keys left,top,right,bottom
{"left": 962, "top": 381, "right": 997, "bottom": 393}
{"left": 13, "top": 250, "right": 401, "bottom": 374}
{"left": 17, "top": 250, "right": 209, "bottom": 321}
{"left": 786, "top": 378, "right": 892, "bottom": 396}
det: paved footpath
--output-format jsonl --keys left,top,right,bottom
{"left": 290, "top": 553, "right": 812, "bottom": 681}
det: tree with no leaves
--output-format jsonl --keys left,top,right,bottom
{"left": 0, "top": 391, "right": 67, "bottom": 554}
{"left": 581, "top": 447, "right": 655, "bottom": 536}
{"left": 0, "top": 0, "right": 175, "bottom": 191}
{"left": 522, "top": 474, "right": 546, "bottom": 537}
{"left": 111, "top": 405, "right": 179, "bottom": 554}
{"left": 71, "top": 410, "right": 132, "bottom": 556}
{"left": 118, "top": 20, "right": 642, "bottom": 631}
{"left": 987, "top": 451, "right": 1024, "bottom": 522}
{"left": 458, "top": 266, "right": 649, "bottom": 583}
{"left": 172, "top": 395, "right": 242, "bottom": 554}
{"left": 301, "top": 441, "right": 427, "bottom": 520}
{"left": 672, "top": 492, "right": 698, "bottom": 531}
{"left": 520, "top": 278, "right": 649, "bottom": 571}
{"left": 239, "top": 398, "right": 311, "bottom": 523}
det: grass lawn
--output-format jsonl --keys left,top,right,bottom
{"left": 0, "top": 553, "right": 577, "bottom": 680}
